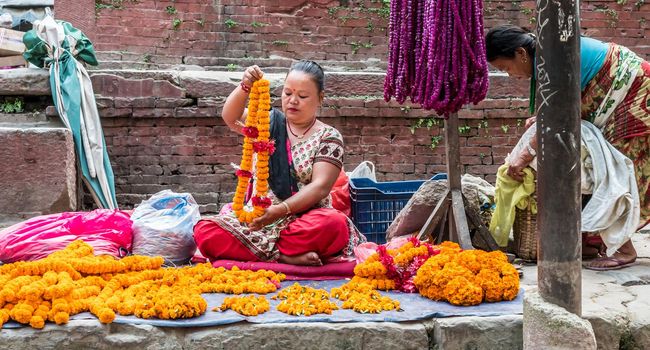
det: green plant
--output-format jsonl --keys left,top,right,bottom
{"left": 596, "top": 8, "right": 619, "bottom": 27}
{"left": 142, "top": 53, "right": 152, "bottom": 63}
{"left": 410, "top": 117, "right": 440, "bottom": 134}
{"left": 501, "top": 124, "right": 510, "bottom": 133}
{"left": 95, "top": 0, "right": 138, "bottom": 11}
{"left": 1, "top": 98, "right": 24, "bottom": 113}
{"left": 477, "top": 119, "right": 489, "bottom": 134}
{"left": 251, "top": 21, "right": 267, "bottom": 28}
{"left": 400, "top": 106, "right": 412, "bottom": 114}
{"left": 458, "top": 125, "right": 471, "bottom": 134}
{"left": 635, "top": 0, "right": 645, "bottom": 10}
{"left": 350, "top": 41, "right": 373, "bottom": 54}
{"left": 516, "top": 118, "right": 523, "bottom": 127}
{"left": 616, "top": 0, "right": 627, "bottom": 4}
{"left": 224, "top": 18, "right": 237, "bottom": 29}
{"left": 195, "top": 18, "right": 205, "bottom": 27}
{"left": 479, "top": 152, "right": 486, "bottom": 160}
{"left": 165, "top": 5, "right": 177, "bottom": 15}
{"left": 172, "top": 18, "right": 182, "bottom": 29}
{"left": 272, "top": 40, "right": 289, "bottom": 46}
{"left": 430, "top": 135, "right": 443, "bottom": 150}
{"left": 226, "top": 63, "right": 238, "bottom": 71}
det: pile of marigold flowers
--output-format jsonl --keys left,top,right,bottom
{"left": 353, "top": 238, "right": 519, "bottom": 306}
{"left": 0, "top": 240, "right": 285, "bottom": 329}
{"left": 272, "top": 283, "right": 339, "bottom": 316}
{"left": 413, "top": 243, "right": 519, "bottom": 306}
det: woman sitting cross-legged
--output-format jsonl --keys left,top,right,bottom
{"left": 193, "top": 60, "right": 366, "bottom": 266}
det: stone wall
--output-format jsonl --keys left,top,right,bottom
{"left": 55, "top": 0, "right": 650, "bottom": 67}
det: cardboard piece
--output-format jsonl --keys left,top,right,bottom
{"left": 0, "top": 28, "right": 26, "bottom": 56}
{"left": 0, "top": 55, "right": 26, "bottom": 67}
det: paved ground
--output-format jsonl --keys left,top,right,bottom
{"left": 0, "top": 230, "right": 648, "bottom": 349}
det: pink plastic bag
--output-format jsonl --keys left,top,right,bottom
{"left": 353, "top": 235, "right": 415, "bottom": 264}
{"left": 0, "top": 209, "right": 133, "bottom": 263}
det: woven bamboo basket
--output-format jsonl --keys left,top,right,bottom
{"left": 512, "top": 186, "right": 537, "bottom": 262}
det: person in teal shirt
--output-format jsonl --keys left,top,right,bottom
{"left": 485, "top": 24, "right": 650, "bottom": 270}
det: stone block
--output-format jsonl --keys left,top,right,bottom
{"left": 184, "top": 322, "right": 429, "bottom": 350}
{"left": 0, "top": 320, "right": 183, "bottom": 350}
{"left": 0, "top": 68, "right": 51, "bottom": 96}
{"left": 0, "top": 124, "right": 76, "bottom": 217}
{"left": 524, "top": 290, "right": 597, "bottom": 350}
{"left": 425, "top": 315, "right": 523, "bottom": 349}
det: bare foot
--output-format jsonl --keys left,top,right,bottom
{"left": 279, "top": 252, "right": 322, "bottom": 266}
{"left": 585, "top": 240, "right": 637, "bottom": 270}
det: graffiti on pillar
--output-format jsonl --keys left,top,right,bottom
{"left": 555, "top": 0, "right": 576, "bottom": 42}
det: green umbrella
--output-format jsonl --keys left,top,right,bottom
{"left": 23, "top": 14, "right": 117, "bottom": 209}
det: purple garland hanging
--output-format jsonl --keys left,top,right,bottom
{"left": 384, "top": 0, "right": 489, "bottom": 116}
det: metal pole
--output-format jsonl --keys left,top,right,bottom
{"left": 535, "top": 0, "right": 582, "bottom": 315}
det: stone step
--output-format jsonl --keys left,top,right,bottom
{"left": 0, "top": 122, "right": 77, "bottom": 218}
{"left": 0, "top": 111, "right": 48, "bottom": 124}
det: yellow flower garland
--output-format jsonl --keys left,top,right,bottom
{"left": 272, "top": 283, "right": 338, "bottom": 316}
{"left": 331, "top": 280, "right": 400, "bottom": 314}
{"left": 0, "top": 240, "right": 286, "bottom": 329}
{"left": 217, "top": 295, "right": 270, "bottom": 316}
{"left": 232, "top": 79, "right": 273, "bottom": 224}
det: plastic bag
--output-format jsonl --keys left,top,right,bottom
{"left": 347, "top": 161, "right": 376, "bottom": 181}
{"left": 330, "top": 169, "right": 351, "bottom": 217}
{"left": 0, "top": 209, "right": 133, "bottom": 263}
{"left": 131, "top": 190, "right": 201, "bottom": 265}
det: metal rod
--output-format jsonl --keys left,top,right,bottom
{"left": 535, "top": 0, "right": 582, "bottom": 315}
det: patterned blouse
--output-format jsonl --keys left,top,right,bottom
{"left": 208, "top": 121, "right": 365, "bottom": 261}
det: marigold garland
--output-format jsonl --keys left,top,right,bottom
{"left": 272, "top": 283, "right": 338, "bottom": 316}
{"left": 0, "top": 240, "right": 286, "bottom": 329}
{"left": 217, "top": 295, "right": 270, "bottom": 316}
{"left": 232, "top": 79, "right": 274, "bottom": 224}
{"left": 331, "top": 280, "right": 401, "bottom": 314}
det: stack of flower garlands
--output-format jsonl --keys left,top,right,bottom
{"left": 0, "top": 240, "right": 285, "bottom": 329}
{"left": 353, "top": 238, "right": 519, "bottom": 306}
{"left": 232, "top": 78, "right": 275, "bottom": 223}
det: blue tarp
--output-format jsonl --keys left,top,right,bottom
{"left": 3, "top": 280, "right": 523, "bottom": 329}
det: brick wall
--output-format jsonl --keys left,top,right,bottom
{"left": 43, "top": 71, "right": 529, "bottom": 212}
{"left": 47, "top": 0, "right": 650, "bottom": 212}
{"left": 55, "top": 0, "right": 650, "bottom": 65}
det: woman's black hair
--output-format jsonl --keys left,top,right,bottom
{"left": 485, "top": 25, "right": 536, "bottom": 62}
{"left": 288, "top": 60, "right": 325, "bottom": 93}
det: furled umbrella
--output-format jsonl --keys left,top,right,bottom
{"left": 22, "top": 12, "right": 117, "bottom": 209}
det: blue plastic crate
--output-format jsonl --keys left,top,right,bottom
{"left": 350, "top": 173, "right": 447, "bottom": 244}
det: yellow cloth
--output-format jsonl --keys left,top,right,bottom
{"left": 489, "top": 164, "right": 537, "bottom": 247}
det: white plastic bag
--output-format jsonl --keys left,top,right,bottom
{"left": 131, "top": 190, "right": 201, "bottom": 265}
{"left": 347, "top": 161, "right": 377, "bottom": 181}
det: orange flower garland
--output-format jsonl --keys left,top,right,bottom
{"left": 331, "top": 280, "right": 401, "bottom": 314}
{"left": 0, "top": 240, "right": 286, "bottom": 329}
{"left": 232, "top": 79, "right": 274, "bottom": 224}
{"left": 273, "top": 283, "right": 338, "bottom": 316}
{"left": 217, "top": 295, "right": 270, "bottom": 316}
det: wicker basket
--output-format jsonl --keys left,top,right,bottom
{"left": 512, "top": 190, "right": 537, "bottom": 262}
